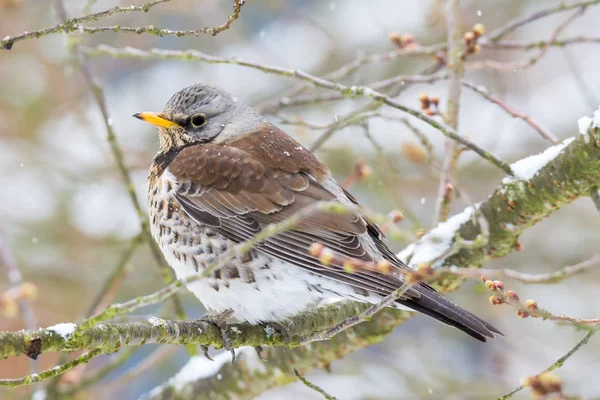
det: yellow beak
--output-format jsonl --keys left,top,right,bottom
{"left": 133, "top": 112, "right": 180, "bottom": 129}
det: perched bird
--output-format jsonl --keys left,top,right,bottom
{"left": 135, "top": 83, "right": 501, "bottom": 344}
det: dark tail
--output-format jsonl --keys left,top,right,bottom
{"left": 399, "top": 285, "right": 503, "bottom": 342}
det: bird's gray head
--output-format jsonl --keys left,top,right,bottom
{"left": 134, "top": 83, "right": 266, "bottom": 151}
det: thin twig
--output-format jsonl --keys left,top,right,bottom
{"left": 562, "top": 47, "right": 600, "bottom": 110}
{"left": 0, "top": 349, "right": 105, "bottom": 387}
{"left": 293, "top": 368, "right": 338, "bottom": 400}
{"left": 302, "top": 282, "right": 412, "bottom": 344}
{"left": 54, "top": 0, "right": 188, "bottom": 329}
{"left": 60, "top": 347, "right": 141, "bottom": 396}
{"left": 485, "top": 0, "right": 600, "bottom": 42}
{"left": 498, "top": 329, "right": 597, "bottom": 400}
{"left": 0, "top": 0, "right": 245, "bottom": 50}
{"left": 484, "top": 36, "right": 600, "bottom": 50}
{"left": 81, "top": 46, "right": 514, "bottom": 173}
{"left": 262, "top": 72, "right": 448, "bottom": 113}
{"left": 470, "top": 7, "right": 587, "bottom": 72}
{"left": 102, "top": 346, "right": 174, "bottom": 396}
{"left": 462, "top": 80, "right": 558, "bottom": 144}
{"left": 85, "top": 235, "right": 143, "bottom": 317}
{"left": 434, "top": 0, "right": 465, "bottom": 225}
{"left": 0, "top": 232, "right": 39, "bottom": 381}
{"left": 447, "top": 254, "right": 600, "bottom": 284}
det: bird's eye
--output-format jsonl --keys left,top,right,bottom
{"left": 190, "top": 114, "right": 207, "bottom": 127}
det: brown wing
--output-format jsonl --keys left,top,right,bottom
{"left": 167, "top": 127, "right": 501, "bottom": 341}
{"left": 168, "top": 135, "right": 407, "bottom": 296}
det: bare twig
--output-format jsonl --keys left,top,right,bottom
{"left": 262, "top": 72, "right": 448, "bottom": 113}
{"left": 448, "top": 254, "right": 600, "bottom": 284}
{"left": 461, "top": 80, "right": 558, "bottom": 143}
{"left": 60, "top": 347, "right": 141, "bottom": 396}
{"left": 53, "top": 0, "right": 188, "bottom": 327}
{"left": 0, "top": 0, "right": 245, "bottom": 50}
{"left": 103, "top": 346, "right": 174, "bottom": 396}
{"left": 256, "top": 45, "right": 444, "bottom": 114}
{"left": 0, "top": 233, "right": 38, "bottom": 332}
{"left": 498, "top": 329, "right": 597, "bottom": 400}
{"left": 0, "top": 232, "right": 39, "bottom": 381}
{"left": 294, "top": 368, "right": 338, "bottom": 400}
{"left": 484, "top": 36, "right": 600, "bottom": 50}
{"left": 485, "top": 0, "right": 600, "bottom": 42}
{"left": 470, "top": 7, "right": 587, "bottom": 72}
{"left": 85, "top": 235, "right": 143, "bottom": 316}
{"left": 81, "top": 46, "right": 513, "bottom": 173}
{"left": 434, "top": 0, "right": 465, "bottom": 225}
{"left": 302, "top": 282, "right": 412, "bottom": 344}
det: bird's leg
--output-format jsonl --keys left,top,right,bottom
{"left": 199, "top": 309, "right": 236, "bottom": 363}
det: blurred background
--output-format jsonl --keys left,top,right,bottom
{"left": 1, "top": 0, "right": 599, "bottom": 398}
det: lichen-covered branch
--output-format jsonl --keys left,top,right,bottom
{"left": 400, "top": 126, "right": 600, "bottom": 293}
{"left": 0, "top": 301, "right": 389, "bottom": 360}
{"left": 0, "top": 0, "right": 245, "bottom": 50}
{"left": 144, "top": 309, "right": 410, "bottom": 400}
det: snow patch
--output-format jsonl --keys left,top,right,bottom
{"left": 397, "top": 207, "right": 474, "bottom": 267}
{"left": 147, "top": 316, "right": 168, "bottom": 328}
{"left": 47, "top": 323, "right": 77, "bottom": 339}
{"left": 593, "top": 106, "right": 600, "bottom": 128}
{"left": 578, "top": 116, "right": 592, "bottom": 135}
{"left": 502, "top": 137, "right": 575, "bottom": 184}
{"left": 146, "top": 347, "right": 260, "bottom": 397}
{"left": 32, "top": 390, "right": 47, "bottom": 400}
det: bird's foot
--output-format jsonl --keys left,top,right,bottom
{"left": 254, "top": 321, "right": 291, "bottom": 361}
{"left": 199, "top": 309, "right": 236, "bottom": 363}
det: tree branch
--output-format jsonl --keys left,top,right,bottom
{"left": 0, "top": 0, "right": 245, "bottom": 50}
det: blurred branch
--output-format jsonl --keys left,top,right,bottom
{"left": 85, "top": 235, "right": 143, "bottom": 316}
{"left": 0, "top": 232, "right": 38, "bottom": 380}
{"left": 483, "top": 36, "right": 600, "bottom": 50}
{"left": 469, "top": 7, "right": 587, "bottom": 72}
{"left": 0, "top": 233, "right": 38, "bottom": 333}
{"left": 447, "top": 253, "right": 600, "bottom": 284}
{"left": 294, "top": 368, "right": 338, "bottom": 400}
{"left": 461, "top": 80, "right": 558, "bottom": 144}
{"left": 0, "top": 0, "right": 245, "bottom": 50}
{"left": 102, "top": 346, "right": 173, "bottom": 396}
{"left": 434, "top": 0, "right": 465, "bottom": 225}
{"left": 498, "top": 329, "right": 598, "bottom": 400}
{"left": 485, "top": 0, "right": 600, "bottom": 42}
{"left": 60, "top": 347, "right": 141, "bottom": 396}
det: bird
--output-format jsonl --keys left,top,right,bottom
{"left": 134, "top": 83, "right": 502, "bottom": 347}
